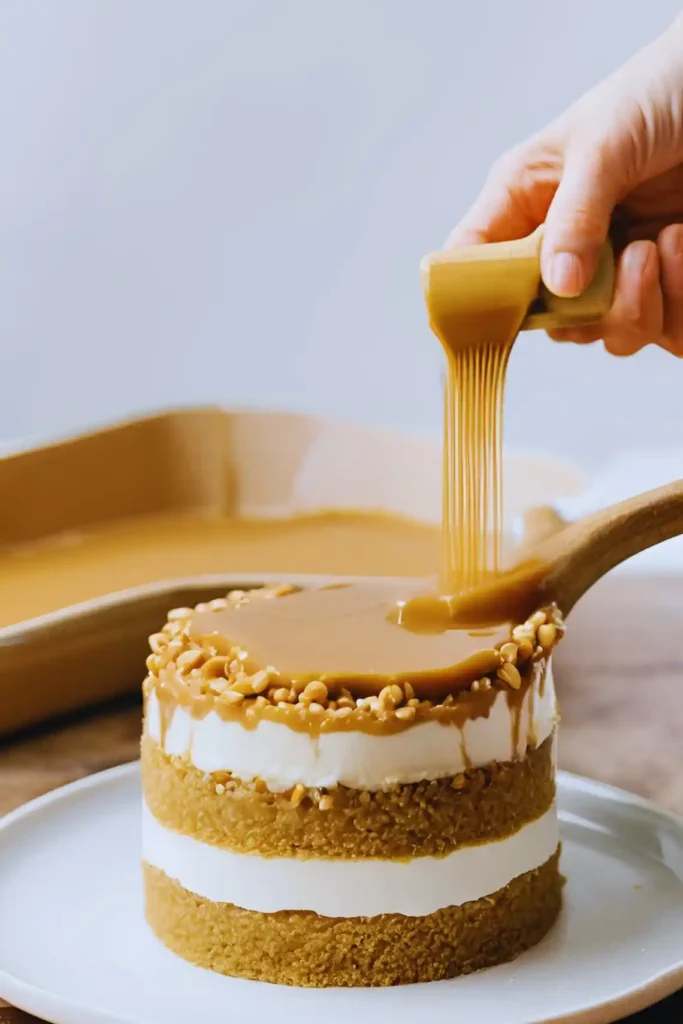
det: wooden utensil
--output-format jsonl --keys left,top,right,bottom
{"left": 443, "top": 478, "right": 683, "bottom": 625}
{"left": 421, "top": 225, "right": 615, "bottom": 342}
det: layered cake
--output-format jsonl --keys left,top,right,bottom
{"left": 141, "top": 580, "right": 563, "bottom": 987}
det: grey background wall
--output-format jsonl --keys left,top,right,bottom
{"left": 0, "top": 0, "right": 681, "bottom": 470}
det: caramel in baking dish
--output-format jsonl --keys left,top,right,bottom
{"left": 0, "top": 510, "right": 439, "bottom": 628}
{"left": 0, "top": 397, "right": 576, "bottom": 735}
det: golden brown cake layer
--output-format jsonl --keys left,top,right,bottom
{"left": 141, "top": 732, "right": 555, "bottom": 858}
{"left": 144, "top": 850, "right": 562, "bottom": 986}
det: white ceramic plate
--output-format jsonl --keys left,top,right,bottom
{"left": 1, "top": 765, "right": 682, "bottom": 1024}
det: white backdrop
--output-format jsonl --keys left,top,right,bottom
{"left": 0, "top": 0, "right": 681, "bottom": 470}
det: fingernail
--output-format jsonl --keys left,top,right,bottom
{"left": 624, "top": 241, "right": 651, "bottom": 275}
{"left": 544, "top": 252, "right": 585, "bottom": 297}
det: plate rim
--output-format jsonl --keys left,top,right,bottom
{"left": 1, "top": 762, "right": 683, "bottom": 1024}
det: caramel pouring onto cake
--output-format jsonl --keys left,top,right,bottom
{"left": 141, "top": 582, "right": 563, "bottom": 986}
{"left": 398, "top": 228, "right": 614, "bottom": 632}
{"left": 140, "top": 228, "right": 593, "bottom": 986}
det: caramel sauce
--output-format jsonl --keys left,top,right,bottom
{"left": 395, "top": 237, "right": 549, "bottom": 631}
{"left": 427, "top": 244, "right": 541, "bottom": 595}
{"left": 527, "top": 673, "right": 537, "bottom": 749}
{"left": 153, "top": 242, "right": 554, "bottom": 723}
{"left": 156, "top": 691, "right": 176, "bottom": 750}
{"left": 152, "top": 670, "right": 511, "bottom": 739}
{"left": 0, "top": 510, "right": 439, "bottom": 627}
{"left": 148, "top": 239, "right": 563, "bottom": 734}
{"left": 509, "top": 692, "right": 523, "bottom": 756}
{"left": 398, "top": 559, "right": 550, "bottom": 630}
{"left": 191, "top": 581, "right": 509, "bottom": 700}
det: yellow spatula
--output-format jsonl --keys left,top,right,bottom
{"left": 422, "top": 225, "right": 614, "bottom": 344}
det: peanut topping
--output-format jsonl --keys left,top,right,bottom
{"left": 497, "top": 663, "right": 522, "bottom": 690}
{"left": 499, "top": 642, "right": 518, "bottom": 664}
{"left": 144, "top": 585, "right": 564, "bottom": 726}
{"left": 300, "top": 680, "right": 328, "bottom": 704}
{"left": 537, "top": 623, "right": 557, "bottom": 650}
{"left": 167, "top": 607, "right": 194, "bottom": 621}
{"left": 290, "top": 783, "right": 306, "bottom": 807}
{"left": 176, "top": 648, "right": 204, "bottom": 672}
{"left": 222, "top": 690, "right": 245, "bottom": 705}
{"left": 148, "top": 632, "right": 168, "bottom": 654}
{"left": 250, "top": 669, "right": 271, "bottom": 694}
{"left": 395, "top": 705, "right": 416, "bottom": 722}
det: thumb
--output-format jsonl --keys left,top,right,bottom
{"left": 541, "top": 148, "right": 619, "bottom": 297}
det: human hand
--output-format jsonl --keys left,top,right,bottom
{"left": 449, "top": 15, "right": 683, "bottom": 356}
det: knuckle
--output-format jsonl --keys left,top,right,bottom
{"left": 662, "top": 335, "right": 683, "bottom": 358}
{"left": 618, "top": 304, "right": 650, "bottom": 334}
{"left": 660, "top": 239, "right": 683, "bottom": 298}
{"left": 662, "top": 314, "right": 683, "bottom": 345}
{"left": 489, "top": 143, "right": 530, "bottom": 184}
{"left": 548, "top": 204, "right": 606, "bottom": 246}
{"left": 546, "top": 329, "right": 571, "bottom": 342}
{"left": 603, "top": 333, "right": 640, "bottom": 357}
{"left": 658, "top": 222, "right": 683, "bottom": 248}
{"left": 568, "top": 135, "right": 620, "bottom": 184}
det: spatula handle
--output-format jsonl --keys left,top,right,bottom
{"left": 424, "top": 227, "right": 614, "bottom": 335}
{"left": 539, "top": 477, "right": 683, "bottom": 614}
{"left": 522, "top": 239, "right": 615, "bottom": 331}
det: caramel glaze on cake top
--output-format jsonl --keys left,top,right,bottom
{"left": 144, "top": 582, "right": 563, "bottom": 743}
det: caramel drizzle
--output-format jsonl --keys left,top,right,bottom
{"left": 156, "top": 693, "right": 175, "bottom": 750}
{"left": 443, "top": 338, "right": 512, "bottom": 592}
{"left": 150, "top": 676, "right": 501, "bottom": 737}
{"left": 147, "top": 658, "right": 550, "bottom": 743}
{"left": 507, "top": 687, "right": 524, "bottom": 757}
{"left": 527, "top": 670, "right": 537, "bottom": 749}
{"left": 422, "top": 242, "right": 542, "bottom": 603}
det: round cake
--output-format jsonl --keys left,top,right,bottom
{"left": 141, "top": 580, "right": 563, "bottom": 987}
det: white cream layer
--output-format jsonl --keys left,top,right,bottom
{"left": 145, "top": 662, "right": 556, "bottom": 792}
{"left": 142, "top": 802, "right": 559, "bottom": 917}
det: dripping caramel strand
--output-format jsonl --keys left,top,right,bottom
{"left": 443, "top": 338, "right": 513, "bottom": 592}
{"left": 423, "top": 240, "right": 542, "bottom": 597}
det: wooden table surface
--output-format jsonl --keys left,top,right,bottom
{"left": 2, "top": 576, "right": 683, "bottom": 1022}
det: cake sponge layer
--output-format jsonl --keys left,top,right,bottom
{"left": 144, "top": 850, "right": 563, "bottom": 986}
{"left": 142, "top": 731, "right": 556, "bottom": 858}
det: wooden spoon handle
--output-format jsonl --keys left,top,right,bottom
{"left": 538, "top": 477, "right": 683, "bottom": 614}
{"left": 522, "top": 505, "right": 568, "bottom": 548}
{"left": 405, "top": 480, "right": 683, "bottom": 630}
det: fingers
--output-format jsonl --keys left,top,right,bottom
{"left": 541, "top": 146, "right": 620, "bottom": 298}
{"left": 444, "top": 134, "right": 683, "bottom": 360}
{"left": 446, "top": 146, "right": 548, "bottom": 249}
{"left": 450, "top": 138, "right": 621, "bottom": 301}
{"left": 602, "top": 241, "right": 663, "bottom": 354}
{"left": 546, "top": 324, "right": 604, "bottom": 345}
{"left": 658, "top": 223, "right": 683, "bottom": 355}
{"left": 547, "top": 240, "right": 663, "bottom": 354}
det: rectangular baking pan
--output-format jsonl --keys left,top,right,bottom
{"left": 0, "top": 406, "right": 583, "bottom": 736}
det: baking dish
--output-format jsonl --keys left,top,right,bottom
{"left": 0, "top": 407, "right": 582, "bottom": 735}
